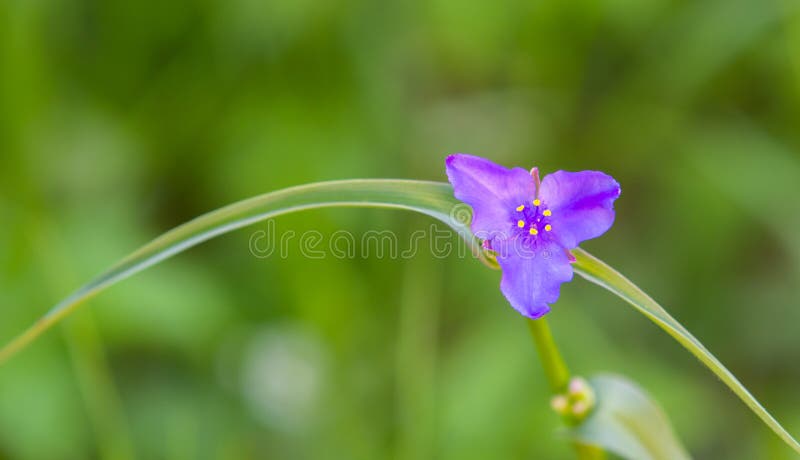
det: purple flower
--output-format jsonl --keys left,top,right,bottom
{"left": 445, "top": 154, "right": 621, "bottom": 319}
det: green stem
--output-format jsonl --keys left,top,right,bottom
{"left": 526, "top": 318, "right": 606, "bottom": 460}
{"left": 527, "top": 318, "right": 570, "bottom": 393}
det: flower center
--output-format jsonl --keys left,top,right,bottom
{"left": 513, "top": 199, "right": 553, "bottom": 238}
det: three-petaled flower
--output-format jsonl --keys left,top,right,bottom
{"left": 446, "top": 154, "right": 621, "bottom": 319}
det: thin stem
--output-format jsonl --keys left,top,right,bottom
{"left": 526, "top": 318, "right": 606, "bottom": 460}
{"left": 527, "top": 318, "right": 570, "bottom": 393}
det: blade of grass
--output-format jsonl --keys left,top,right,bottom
{"left": 571, "top": 247, "right": 800, "bottom": 455}
{"left": 0, "top": 180, "right": 487, "bottom": 365}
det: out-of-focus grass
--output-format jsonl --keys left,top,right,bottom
{"left": 1, "top": 0, "right": 800, "bottom": 458}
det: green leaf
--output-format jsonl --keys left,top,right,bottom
{"left": 571, "top": 248, "right": 800, "bottom": 455}
{"left": 0, "top": 179, "right": 798, "bottom": 456}
{"left": 0, "top": 180, "right": 490, "bottom": 364}
{"left": 569, "top": 374, "right": 690, "bottom": 460}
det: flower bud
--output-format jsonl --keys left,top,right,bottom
{"left": 550, "top": 376, "right": 596, "bottom": 424}
{"left": 550, "top": 394, "right": 569, "bottom": 415}
{"left": 572, "top": 400, "right": 589, "bottom": 418}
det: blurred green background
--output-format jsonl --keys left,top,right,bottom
{"left": 2, "top": 0, "right": 800, "bottom": 458}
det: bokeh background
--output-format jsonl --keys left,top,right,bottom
{"left": 2, "top": 0, "right": 800, "bottom": 458}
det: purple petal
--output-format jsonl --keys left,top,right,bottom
{"left": 539, "top": 170, "right": 621, "bottom": 249}
{"left": 496, "top": 240, "right": 574, "bottom": 319}
{"left": 445, "top": 154, "right": 535, "bottom": 238}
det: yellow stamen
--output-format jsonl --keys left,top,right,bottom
{"left": 533, "top": 199, "right": 541, "bottom": 206}
{"left": 544, "top": 224, "right": 552, "bottom": 232}
{"left": 517, "top": 220, "right": 525, "bottom": 228}
{"left": 543, "top": 209, "right": 552, "bottom": 217}
{"left": 529, "top": 227, "right": 538, "bottom": 235}
{"left": 516, "top": 205, "right": 525, "bottom": 212}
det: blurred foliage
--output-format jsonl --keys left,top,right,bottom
{"left": 1, "top": 0, "right": 800, "bottom": 458}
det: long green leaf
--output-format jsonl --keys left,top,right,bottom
{"left": 0, "top": 179, "right": 488, "bottom": 364}
{"left": 571, "top": 248, "right": 800, "bottom": 455}
{"left": 569, "top": 374, "right": 691, "bottom": 460}
{"left": 0, "top": 179, "right": 797, "bottom": 456}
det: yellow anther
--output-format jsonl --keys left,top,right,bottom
{"left": 517, "top": 220, "right": 525, "bottom": 228}
{"left": 533, "top": 199, "right": 541, "bottom": 206}
{"left": 529, "top": 227, "right": 538, "bottom": 235}
{"left": 544, "top": 224, "right": 552, "bottom": 232}
{"left": 543, "top": 209, "right": 552, "bottom": 217}
{"left": 516, "top": 205, "right": 525, "bottom": 212}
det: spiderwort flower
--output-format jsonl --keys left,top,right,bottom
{"left": 445, "top": 154, "right": 621, "bottom": 319}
